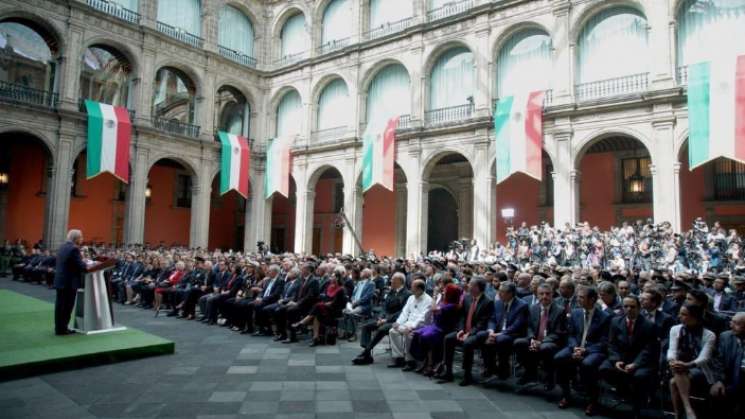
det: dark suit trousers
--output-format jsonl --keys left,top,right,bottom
{"left": 599, "top": 361, "right": 653, "bottom": 411}
{"left": 514, "top": 338, "right": 560, "bottom": 379}
{"left": 182, "top": 288, "right": 205, "bottom": 316}
{"left": 273, "top": 305, "right": 291, "bottom": 336}
{"left": 482, "top": 334, "right": 518, "bottom": 377}
{"left": 257, "top": 303, "right": 279, "bottom": 330}
{"left": 360, "top": 319, "right": 392, "bottom": 350}
{"left": 554, "top": 348, "right": 606, "bottom": 400}
{"left": 444, "top": 331, "right": 488, "bottom": 378}
{"left": 55, "top": 288, "right": 77, "bottom": 333}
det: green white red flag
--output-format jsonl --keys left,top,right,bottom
{"left": 84, "top": 99, "right": 131, "bottom": 182}
{"left": 362, "top": 116, "right": 399, "bottom": 192}
{"left": 217, "top": 132, "right": 250, "bottom": 198}
{"left": 687, "top": 54, "right": 745, "bottom": 169}
{"left": 265, "top": 137, "right": 291, "bottom": 199}
{"left": 493, "top": 91, "right": 545, "bottom": 184}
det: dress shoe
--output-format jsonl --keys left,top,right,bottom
{"left": 415, "top": 364, "right": 428, "bottom": 374}
{"left": 436, "top": 374, "right": 454, "bottom": 384}
{"left": 352, "top": 354, "right": 374, "bottom": 365}
{"left": 459, "top": 376, "right": 475, "bottom": 387}
{"left": 347, "top": 334, "right": 357, "bottom": 342}
{"left": 387, "top": 358, "right": 405, "bottom": 368}
{"left": 309, "top": 338, "right": 321, "bottom": 347}
{"left": 274, "top": 334, "right": 288, "bottom": 342}
{"left": 401, "top": 361, "right": 418, "bottom": 372}
{"left": 558, "top": 398, "right": 570, "bottom": 409}
{"left": 584, "top": 403, "right": 598, "bottom": 416}
{"left": 166, "top": 311, "right": 178, "bottom": 317}
{"left": 282, "top": 337, "right": 298, "bottom": 344}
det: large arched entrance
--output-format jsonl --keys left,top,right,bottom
{"left": 678, "top": 140, "right": 745, "bottom": 232}
{"left": 360, "top": 162, "right": 407, "bottom": 257}
{"left": 0, "top": 132, "right": 53, "bottom": 246}
{"left": 144, "top": 158, "right": 195, "bottom": 247}
{"left": 576, "top": 136, "right": 653, "bottom": 229}
{"left": 269, "top": 176, "right": 296, "bottom": 254}
{"left": 208, "top": 173, "right": 246, "bottom": 251}
{"left": 423, "top": 152, "right": 474, "bottom": 252}
{"left": 67, "top": 150, "right": 128, "bottom": 245}
{"left": 309, "top": 167, "right": 344, "bottom": 256}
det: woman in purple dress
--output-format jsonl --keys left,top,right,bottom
{"left": 410, "top": 284, "right": 462, "bottom": 376}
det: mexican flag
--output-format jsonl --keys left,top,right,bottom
{"left": 362, "top": 116, "right": 399, "bottom": 193}
{"left": 493, "top": 91, "right": 545, "bottom": 184}
{"left": 84, "top": 99, "right": 131, "bottom": 182}
{"left": 265, "top": 137, "right": 291, "bottom": 199}
{"left": 217, "top": 132, "right": 250, "bottom": 198}
{"left": 687, "top": 54, "right": 745, "bottom": 169}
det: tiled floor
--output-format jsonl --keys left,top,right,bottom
{"left": 0, "top": 278, "right": 597, "bottom": 418}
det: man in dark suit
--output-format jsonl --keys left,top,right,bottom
{"left": 640, "top": 288, "right": 675, "bottom": 344}
{"left": 514, "top": 283, "right": 566, "bottom": 387}
{"left": 483, "top": 281, "right": 530, "bottom": 381}
{"left": 353, "top": 272, "right": 410, "bottom": 365}
{"left": 259, "top": 267, "right": 301, "bottom": 337}
{"left": 710, "top": 312, "right": 745, "bottom": 417}
{"left": 556, "top": 277, "right": 579, "bottom": 315}
{"left": 599, "top": 295, "right": 658, "bottom": 418}
{"left": 437, "top": 278, "right": 494, "bottom": 386}
{"left": 282, "top": 263, "right": 321, "bottom": 343}
{"left": 246, "top": 265, "right": 285, "bottom": 335}
{"left": 662, "top": 280, "right": 688, "bottom": 318}
{"left": 53, "top": 230, "right": 88, "bottom": 335}
{"left": 708, "top": 274, "right": 736, "bottom": 313}
{"left": 554, "top": 285, "right": 610, "bottom": 415}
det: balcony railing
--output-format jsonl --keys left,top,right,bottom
{"left": 397, "top": 114, "right": 412, "bottom": 130}
{"left": 87, "top": 0, "right": 140, "bottom": 24}
{"left": 363, "top": 17, "right": 415, "bottom": 41}
{"left": 78, "top": 99, "right": 136, "bottom": 121}
{"left": 427, "top": 0, "right": 474, "bottom": 22}
{"left": 317, "top": 38, "right": 351, "bottom": 55}
{"left": 152, "top": 117, "right": 200, "bottom": 138}
{"left": 425, "top": 103, "right": 474, "bottom": 127}
{"left": 311, "top": 126, "right": 348, "bottom": 142}
{"left": 273, "top": 51, "right": 308, "bottom": 67}
{"left": 677, "top": 65, "right": 688, "bottom": 86}
{"left": 156, "top": 21, "right": 203, "bottom": 49}
{"left": 575, "top": 73, "right": 649, "bottom": 101}
{"left": 492, "top": 89, "right": 554, "bottom": 111}
{"left": 0, "top": 80, "right": 58, "bottom": 108}
{"left": 218, "top": 46, "right": 257, "bottom": 68}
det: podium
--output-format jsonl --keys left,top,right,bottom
{"left": 73, "top": 258, "right": 127, "bottom": 335}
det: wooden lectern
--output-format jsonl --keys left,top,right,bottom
{"left": 73, "top": 258, "right": 127, "bottom": 335}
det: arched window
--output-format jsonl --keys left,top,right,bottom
{"left": 429, "top": 47, "right": 474, "bottom": 110}
{"left": 496, "top": 30, "right": 551, "bottom": 98}
{"left": 157, "top": 0, "right": 201, "bottom": 35}
{"left": 215, "top": 86, "right": 249, "bottom": 137}
{"left": 152, "top": 67, "right": 196, "bottom": 124}
{"left": 317, "top": 78, "right": 350, "bottom": 131}
{"left": 276, "top": 90, "right": 302, "bottom": 137}
{"left": 0, "top": 19, "right": 57, "bottom": 93}
{"left": 366, "top": 64, "right": 410, "bottom": 129}
{"left": 577, "top": 7, "right": 648, "bottom": 83}
{"left": 219, "top": 5, "right": 254, "bottom": 58}
{"left": 322, "top": 0, "right": 352, "bottom": 46}
{"left": 677, "top": 0, "right": 745, "bottom": 67}
{"left": 79, "top": 45, "right": 131, "bottom": 107}
{"left": 369, "top": 0, "right": 412, "bottom": 28}
{"left": 281, "top": 13, "right": 308, "bottom": 58}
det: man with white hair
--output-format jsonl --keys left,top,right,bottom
{"left": 53, "top": 229, "right": 88, "bottom": 335}
{"left": 388, "top": 279, "right": 432, "bottom": 369}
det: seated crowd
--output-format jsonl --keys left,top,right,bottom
{"left": 2, "top": 219, "right": 745, "bottom": 419}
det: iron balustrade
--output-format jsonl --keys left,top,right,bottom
{"left": 492, "top": 89, "right": 554, "bottom": 111}
{"left": 677, "top": 66, "right": 688, "bottom": 86}
{"left": 156, "top": 21, "right": 203, "bottom": 49}
{"left": 427, "top": 0, "right": 474, "bottom": 22}
{"left": 425, "top": 104, "right": 474, "bottom": 127}
{"left": 317, "top": 38, "right": 351, "bottom": 55}
{"left": 87, "top": 0, "right": 140, "bottom": 24}
{"left": 397, "top": 114, "right": 412, "bottom": 130}
{"left": 311, "top": 126, "right": 348, "bottom": 142}
{"left": 0, "top": 80, "right": 58, "bottom": 108}
{"left": 78, "top": 99, "right": 136, "bottom": 122}
{"left": 273, "top": 51, "right": 308, "bottom": 67}
{"left": 152, "top": 117, "right": 200, "bottom": 138}
{"left": 363, "top": 17, "right": 414, "bottom": 41}
{"left": 218, "top": 45, "right": 257, "bottom": 68}
{"left": 575, "top": 73, "right": 649, "bottom": 101}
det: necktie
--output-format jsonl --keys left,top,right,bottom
{"left": 627, "top": 317, "right": 634, "bottom": 338}
{"left": 581, "top": 309, "right": 593, "bottom": 348}
{"left": 502, "top": 302, "right": 511, "bottom": 331}
{"left": 465, "top": 297, "right": 478, "bottom": 333}
{"left": 264, "top": 279, "right": 274, "bottom": 298}
{"left": 536, "top": 306, "right": 548, "bottom": 340}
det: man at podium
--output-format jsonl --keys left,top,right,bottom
{"left": 53, "top": 229, "right": 87, "bottom": 335}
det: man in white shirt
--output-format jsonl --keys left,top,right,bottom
{"left": 388, "top": 279, "right": 432, "bottom": 369}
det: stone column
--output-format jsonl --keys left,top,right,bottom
{"left": 550, "top": 0, "right": 573, "bottom": 105}
{"left": 395, "top": 184, "right": 407, "bottom": 257}
{"left": 137, "top": 49, "right": 156, "bottom": 125}
{"left": 140, "top": 0, "right": 158, "bottom": 29}
{"left": 294, "top": 188, "right": 314, "bottom": 254}
{"left": 474, "top": 26, "right": 491, "bottom": 118}
{"left": 473, "top": 167, "right": 494, "bottom": 248}
{"left": 651, "top": 118, "right": 679, "bottom": 229}
{"left": 58, "top": 26, "right": 84, "bottom": 111}
{"left": 342, "top": 184, "right": 363, "bottom": 256}
{"left": 551, "top": 129, "right": 578, "bottom": 227}
{"left": 189, "top": 164, "right": 212, "bottom": 249}
{"left": 201, "top": 0, "right": 218, "bottom": 53}
{"left": 197, "top": 71, "right": 215, "bottom": 142}
{"left": 647, "top": 0, "right": 675, "bottom": 88}
{"left": 406, "top": 178, "right": 428, "bottom": 257}
{"left": 244, "top": 166, "right": 267, "bottom": 252}
{"left": 458, "top": 179, "right": 473, "bottom": 239}
{"left": 46, "top": 136, "right": 74, "bottom": 250}
{"left": 125, "top": 148, "right": 149, "bottom": 245}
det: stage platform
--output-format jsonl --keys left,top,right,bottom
{"left": 0, "top": 289, "right": 174, "bottom": 380}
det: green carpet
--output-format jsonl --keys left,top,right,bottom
{"left": 0, "top": 289, "right": 174, "bottom": 380}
